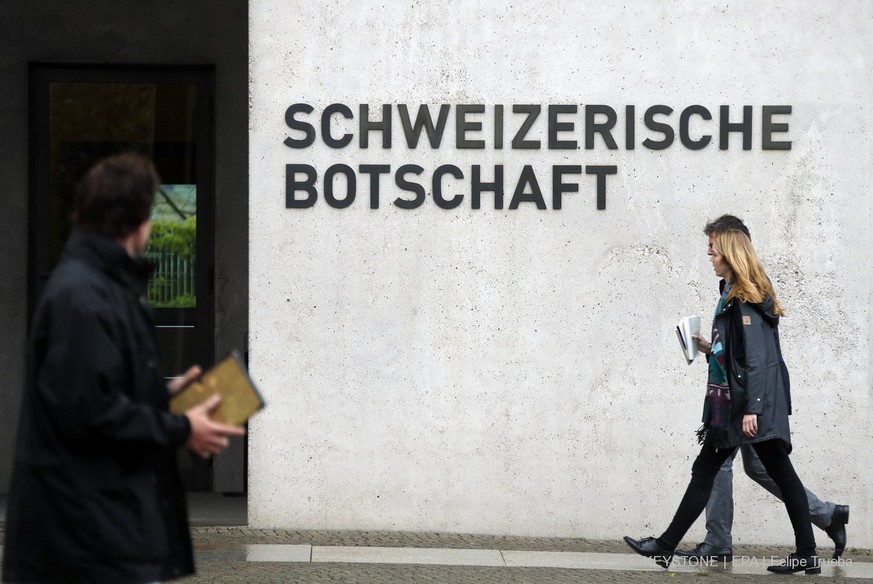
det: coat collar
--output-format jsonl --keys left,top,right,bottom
{"left": 62, "top": 229, "right": 154, "bottom": 295}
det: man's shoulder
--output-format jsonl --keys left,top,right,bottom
{"left": 44, "top": 258, "right": 121, "bottom": 309}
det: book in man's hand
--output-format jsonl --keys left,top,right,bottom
{"left": 169, "top": 351, "right": 264, "bottom": 425}
{"left": 676, "top": 315, "right": 702, "bottom": 364}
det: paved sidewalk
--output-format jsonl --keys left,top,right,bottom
{"left": 2, "top": 494, "right": 871, "bottom": 583}
{"left": 2, "top": 525, "right": 872, "bottom": 582}
{"left": 186, "top": 527, "right": 873, "bottom": 583}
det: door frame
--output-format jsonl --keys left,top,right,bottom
{"left": 28, "top": 63, "right": 217, "bottom": 489}
{"left": 28, "top": 63, "right": 215, "bottom": 367}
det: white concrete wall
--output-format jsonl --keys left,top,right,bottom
{"left": 249, "top": 0, "right": 872, "bottom": 546}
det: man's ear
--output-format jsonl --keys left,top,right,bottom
{"left": 135, "top": 219, "right": 153, "bottom": 255}
{"left": 117, "top": 219, "right": 152, "bottom": 257}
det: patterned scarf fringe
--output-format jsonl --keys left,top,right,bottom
{"left": 696, "top": 423, "right": 730, "bottom": 447}
{"left": 696, "top": 424, "right": 709, "bottom": 445}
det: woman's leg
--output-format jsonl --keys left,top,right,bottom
{"left": 750, "top": 439, "right": 816, "bottom": 556}
{"left": 656, "top": 441, "right": 737, "bottom": 550}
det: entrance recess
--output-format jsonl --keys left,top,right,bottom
{"left": 29, "top": 64, "right": 216, "bottom": 489}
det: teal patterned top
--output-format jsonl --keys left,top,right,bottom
{"left": 699, "top": 283, "right": 733, "bottom": 441}
{"left": 708, "top": 292, "right": 729, "bottom": 386}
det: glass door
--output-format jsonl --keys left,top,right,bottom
{"left": 29, "top": 64, "right": 215, "bottom": 489}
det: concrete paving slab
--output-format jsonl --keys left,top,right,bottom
{"left": 821, "top": 562, "right": 873, "bottom": 580}
{"left": 246, "top": 544, "right": 312, "bottom": 562}
{"left": 501, "top": 551, "right": 699, "bottom": 573}
{"left": 240, "top": 544, "right": 873, "bottom": 580}
{"left": 725, "top": 557, "right": 873, "bottom": 579}
{"left": 312, "top": 545, "right": 505, "bottom": 567}
{"left": 503, "top": 550, "right": 651, "bottom": 571}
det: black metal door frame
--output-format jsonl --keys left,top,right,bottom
{"left": 28, "top": 63, "right": 216, "bottom": 489}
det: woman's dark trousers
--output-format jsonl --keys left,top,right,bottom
{"left": 655, "top": 437, "right": 816, "bottom": 556}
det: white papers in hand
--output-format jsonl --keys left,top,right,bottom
{"left": 676, "top": 315, "right": 702, "bottom": 364}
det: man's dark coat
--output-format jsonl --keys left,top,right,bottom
{"left": 3, "top": 230, "right": 194, "bottom": 584}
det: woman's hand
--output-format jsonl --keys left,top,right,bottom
{"left": 742, "top": 414, "right": 758, "bottom": 438}
{"left": 692, "top": 333, "right": 711, "bottom": 355}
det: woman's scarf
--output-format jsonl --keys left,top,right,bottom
{"left": 697, "top": 286, "right": 732, "bottom": 445}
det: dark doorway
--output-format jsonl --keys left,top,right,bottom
{"left": 29, "top": 64, "right": 216, "bottom": 490}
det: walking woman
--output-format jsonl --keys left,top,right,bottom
{"left": 624, "top": 216, "right": 818, "bottom": 574}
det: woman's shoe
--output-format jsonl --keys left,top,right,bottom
{"left": 623, "top": 536, "right": 673, "bottom": 569}
{"left": 766, "top": 553, "right": 821, "bottom": 575}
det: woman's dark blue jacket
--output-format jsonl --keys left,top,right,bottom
{"left": 711, "top": 279, "right": 793, "bottom": 450}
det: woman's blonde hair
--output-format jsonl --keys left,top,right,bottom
{"left": 714, "top": 230, "right": 784, "bottom": 316}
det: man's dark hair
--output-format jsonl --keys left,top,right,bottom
{"left": 703, "top": 214, "right": 751, "bottom": 240}
{"left": 74, "top": 153, "right": 160, "bottom": 238}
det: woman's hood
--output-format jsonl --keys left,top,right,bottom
{"left": 719, "top": 278, "right": 780, "bottom": 326}
{"left": 750, "top": 294, "right": 780, "bottom": 327}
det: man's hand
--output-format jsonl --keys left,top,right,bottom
{"left": 185, "top": 395, "right": 246, "bottom": 459}
{"left": 168, "top": 365, "right": 202, "bottom": 395}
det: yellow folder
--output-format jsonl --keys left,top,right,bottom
{"left": 169, "top": 351, "right": 264, "bottom": 425}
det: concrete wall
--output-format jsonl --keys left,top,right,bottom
{"left": 249, "top": 0, "right": 872, "bottom": 546}
{"left": 0, "top": 1, "right": 249, "bottom": 492}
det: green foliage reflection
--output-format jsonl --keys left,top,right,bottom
{"left": 146, "top": 216, "right": 197, "bottom": 307}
